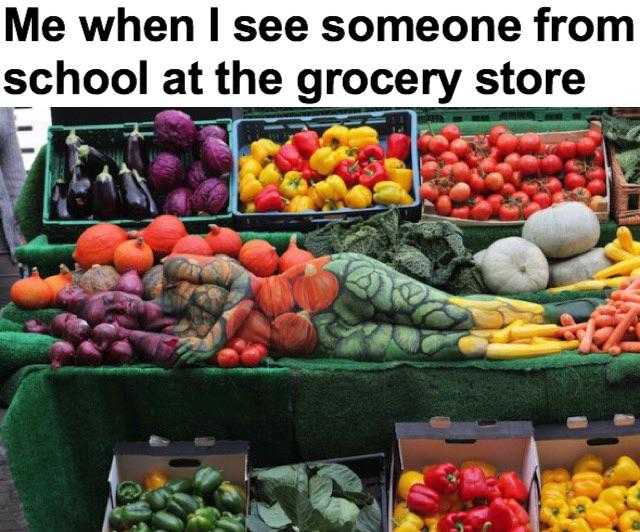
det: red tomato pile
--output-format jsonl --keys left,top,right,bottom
{"left": 419, "top": 123, "right": 606, "bottom": 222}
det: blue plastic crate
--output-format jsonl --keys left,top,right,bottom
{"left": 231, "top": 109, "right": 421, "bottom": 231}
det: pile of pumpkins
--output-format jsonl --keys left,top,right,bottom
{"left": 474, "top": 202, "right": 610, "bottom": 294}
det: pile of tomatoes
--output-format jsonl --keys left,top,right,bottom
{"left": 419, "top": 123, "right": 606, "bottom": 222}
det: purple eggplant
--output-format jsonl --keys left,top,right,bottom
{"left": 126, "top": 124, "right": 148, "bottom": 175}
{"left": 92, "top": 165, "right": 120, "bottom": 219}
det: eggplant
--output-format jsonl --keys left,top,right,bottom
{"left": 51, "top": 176, "right": 72, "bottom": 220}
{"left": 92, "top": 165, "right": 119, "bottom": 219}
{"left": 65, "top": 130, "right": 82, "bottom": 178}
{"left": 118, "top": 163, "right": 149, "bottom": 219}
{"left": 67, "top": 162, "right": 92, "bottom": 218}
{"left": 78, "top": 144, "right": 119, "bottom": 177}
{"left": 132, "top": 170, "right": 158, "bottom": 217}
{"left": 126, "top": 125, "right": 148, "bottom": 175}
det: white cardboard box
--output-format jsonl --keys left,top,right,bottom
{"left": 390, "top": 419, "right": 540, "bottom": 532}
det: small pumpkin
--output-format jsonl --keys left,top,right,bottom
{"left": 234, "top": 309, "right": 271, "bottom": 345}
{"left": 256, "top": 276, "right": 294, "bottom": 317}
{"left": 278, "top": 234, "right": 314, "bottom": 273}
{"left": 44, "top": 264, "right": 72, "bottom": 299}
{"left": 78, "top": 264, "right": 120, "bottom": 294}
{"left": 73, "top": 223, "right": 129, "bottom": 269}
{"left": 171, "top": 235, "right": 212, "bottom": 256}
{"left": 549, "top": 247, "right": 613, "bottom": 287}
{"left": 134, "top": 215, "right": 188, "bottom": 256}
{"left": 113, "top": 237, "right": 154, "bottom": 274}
{"left": 271, "top": 311, "right": 317, "bottom": 356}
{"left": 293, "top": 264, "right": 340, "bottom": 313}
{"left": 239, "top": 239, "right": 278, "bottom": 277}
{"left": 142, "top": 265, "right": 165, "bottom": 301}
{"left": 204, "top": 225, "right": 242, "bottom": 258}
{"left": 10, "top": 268, "right": 54, "bottom": 309}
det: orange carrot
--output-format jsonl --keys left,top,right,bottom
{"left": 613, "top": 293, "right": 640, "bottom": 304}
{"left": 604, "top": 306, "right": 640, "bottom": 351}
{"left": 590, "top": 344, "right": 599, "bottom": 353}
{"left": 597, "top": 305, "right": 617, "bottom": 314}
{"left": 609, "top": 346, "right": 622, "bottom": 356}
{"left": 626, "top": 278, "right": 640, "bottom": 290}
{"left": 555, "top": 323, "right": 588, "bottom": 336}
{"left": 619, "top": 342, "right": 640, "bottom": 352}
{"left": 593, "top": 327, "right": 614, "bottom": 346}
{"left": 577, "top": 330, "right": 585, "bottom": 340}
{"left": 595, "top": 315, "right": 616, "bottom": 328}
{"left": 563, "top": 331, "right": 576, "bottom": 341}
{"left": 579, "top": 319, "right": 596, "bottom": 353}
{"left": 560, "top": 313, "right": 576, "bottom": 327}
{"left": 635, "top": 322, "right": 640, "bottom": 338}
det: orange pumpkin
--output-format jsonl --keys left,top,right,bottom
{"left": 278, "top": 234, "right": 314, "bottom": 273}
{"left": 271, "top": 311, "right": 317, "bottom": 356}
{"left": 293, "top": 264, "right": 339, "bottom": 313}
{"left": 205, "top": 225, "right": 242, "bottom": 258}
{"left": 113, "top": 237, "right": 154, "bottom": 274}
{"left": 171, "top": 235, "right": 212, "bottom": 256}
{"left": 10, "top": 268, "right": 54, "bottom": 309}
{"left": 235, "top": 309, "right": 271, "bottom": 345}
{"left": 135, "top": 215, "right": 188, "bottom": 256}
{"left": 256, "top": 276, "right": 294, "bottom": 318}
{"left": 73, "top": 223, "right": 129, "bottom": 269}
{"left": 238, "top": 240, "right": 278, "bottom": 277}
{"left": 44, "top": 264, "right": 72, "bottom": 298}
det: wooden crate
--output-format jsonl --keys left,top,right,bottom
{"left": 612, "top": 108, "right": 640, "bottom": 118}
{"left": 609, "top": 143, "right": 640, "bottom": 225}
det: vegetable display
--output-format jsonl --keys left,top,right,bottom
{"left": 238, "top": 125, "right": 414, "bottom": 214}
{"left": 393, "top": 461, "right": 530, "bottom": 532}
{"left": 419, "top": 123, "right": 606, "bottom": 221}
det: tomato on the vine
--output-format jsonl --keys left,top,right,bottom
{"left": 593, "top": 148, "right": 604, "bottom": 167}
{"left": 449, "top": 182, "right": 471, "bottom": 202}
{"left": 440, "top": 124, "right": 461, "bottom": 142}
{"left": 586, "top": 167, "right": 605, "bottom": 182}
{"left": 576, "top": 137, "right": 596, "bottom": 157}
{"left": 501, "top": 183, "right": 516, "bottom": 197}
{"left": 478, "top": 158, "right": 497, "bottom": 175}
{"left": 511, "top": 191, "right": 530, "bottom": 205}
{"left": 439, "top": 151, "right": 459, "bottom": 165}
{"left": 521, "top": 180, "right": 539, "bottom": 198}
{"left": 585, "top": 129, "right": 603, "bottom": 146}
{"left": 488, "top": 125, "right": 509, "bottom": 146}
{"left": 518, "top": 133, "right": 542, "bottom": 154}
{"left": 471, "top": 199, "right": 492, "bottom": 221}
{"left": 418, "top": 133, "right": 432, "bottom": 154}
{"left": 435, "top": 195, "right": 452, "bottom": 216}
{"left": 484, "top": 172, "right": 504, "bottom": 192}
{"left": 429, "top": 135, "right": 450, "bottom": 155}
{"left": 420, "top": 181, "right": 440, "bottom": 203}
{"left": 540, "top": 154, "right": 563, "bottom": 175}
{"left": 555, "top": 140, "right": 577, "bottom": 161}
{"left": 495, "top": 162, "right": 514, "bottom": 181}
{"left": 572, "top": 187, "right": 592, "bottom": 205}
{"left": 518, "top": 155, "right": 540, "bottom": 176}
{"left": 469, "top": 173, "right": 485, "bottom": 194}
{"left": 465, "top": 152, "right": 480, "bottom": 168}
{"left": 452, "top": 162, "right": 471, "bottom": 183}
{"left": 450, "top": 138, "right": 470, "bottom": 158}
{"left": 451, "top": 205, "right": 470, "bottom": 219}
{"left": 487, "top": 193, "right": 504, "bottom": 215}
{"left": 543, "top": 177, "right": 563, "bottom": 194}
{"left": 499, "top": 202, "right": 521, "bottom": 221}
{"left": 496, "top": 133, "right": 519, "bottom": 154}
{"left": 421, "top": 160, "right": 439, "bottom": 180}
{"left": 587, "top": 179, "right": 606, "bottom": 196}
{"left": 565, "top": 172, "right": 586, "bottom": 190}
{"left": 504, "top": 153, "right": 521, "bottom": 169}
{"left": 524, "top": 202, "right": 542, "bottom": 219}
{"left": 533, "top": 191, "right": 552, "bottom": 209}
{"left": 564, "top": 159, "right": 584, "bottom": 174}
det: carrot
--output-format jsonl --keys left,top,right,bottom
{"left": 635, "top": 322, "right": 640, "bottom": 338}
{"left": 560, "top": 313, "right": 576, "bottom": 327}
{"left": 595, "top": 315, "right": 616, "bottom": 328}
{"left": 593, "top": 327, "right": 614, "bottom": 346}
{"left": 563, "top": 331, "right": 576, "bottom": 341}
{"left": 591, "top": 344, "right": 599, "bottom": 353}
{"left": 626, "top": 277, "right": 640, "bottom": 291}
{"left": 577, "top": 330, "right": 585, "bottom": 340}
{"left": 554, "top": 323, "right": 588, "bottom": 336}
{"left": 619, "top": 342, "right": 640, "bottom": 352}
{"left": 614, "top": 293, "right": 640, "bottom": 304}
{"left": 603, "top": 306, "right": 640, "bottom": 351}
{"left": 609, "top": 346, "right": 622, "bottom": 356}
{"left": 579, "top": 319, "right": 596, "bottom": 353}
{"left": 597, "top": 305, "right": 617, "bottom": 314}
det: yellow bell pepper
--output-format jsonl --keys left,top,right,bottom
{"left": 307, "top": 186, "right": 324, "bottom": 209}
{"left": 321, "top": 125, "right": 349, "bottom": 148}
{"left": 258, "top": 162, "right": 282, "bottom": 186}
{"left": 238, "top": 154, "right": 252, "bottom": 167}
{"left": 574, "top": 454, "right": 604, "bottom": 475}
{"left": 569, "top": 496, "right": 594, "bottom": 518}
{"left": 599, "top": 486, "right": 628, "bottom": 515}
{"left": 393, "top": 501, "right": 412, "bottom": 521}
{"left": 310, "top": 146, "right": 339, "bottom": 176}
{"left": 347, "top": 126, "right": 379, "bottom": 149}
{"left": 239, "top": 175, "right": 263, "bottom": 203}
{"left": 385, "top": 158, "right": 414, "bottom": 192}
{"left": 334, "top": 145, "right": 357, "bottom": 163}
{"left": 543, "top": 482, "right": 570, "bottom": 502}
{"left": 250, "top": 138, "right": 280, "bottom": 164}
{"left": 627, "top": 483, "right": 640, "bottom": 511}
{"left": 393, "top": 522, "right": 422, "bottom": 532}
{"left": 424, "top": 515, "right": 440, "bottom": 532}
{"left": 279, "top": 171, "right": 308, "bottom": 199}
{"left": 542, "top": 498, "right": 571, "bottom": 526}
{"left": 321, "top": 200, "right": 345, "bottom": 211}
{"left": 460, "top": 461, "right": 497, "bottom": 478}
{"left": 606, "top": 457, "right": 640, "bottom": 487}
{"left": 593, "top": 529, "right": 615, "bottom": 532}
{"left": 618, "top": 226, "right": 635, "bottom": 253}
{"left": 244, "top": 202, "right": 256, "bottom": 213}
{"left": 397, "top": 512, "right": 425, "bottom": 530}
{"left": 585, "top": 501, "right": 617, "bottom": 529}
{"left": 316, "top": 175, "right": 348, "bottom": 203}
{"left": 544, "top": 469, "right": 572, "bottom": 484}
{"left": 143, "top": 469, "right": 168, "bottom": 491}
{"left": 285, "top": 195, "right": 315, "bottom": 213}
{"left": 239, "top": 157, "right": 263, "bottom": 179}
{"left": 345, "top": 185, "right": 373, "bottom": 209}
{"left": 573, "top": 472, "right": 605, "bottom": 499}
{"left": 619, "top": 509, "right": 640, "bottom": 531}
{"left": 552, "top": 517, "right": 591, "bottom": 532}
{"left": 373, "top": 181, "right": 413, "bottom": 206}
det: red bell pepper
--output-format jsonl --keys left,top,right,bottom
{"left": 485, "top": 477, "right": 502, "bottom": 502}
{"left": 291, "top": 130, "right": 320, "bottom": 159}
{"left": 255, "top": 184, "right": 284, "bottom": 212}
{"left": 486, "top": 498, "right": 516, "bottom": 532}
{"left": 298, "top": 160, "right": 321, "bottom": 182}
{"left": 438, "top": 512, "right": 472, "bottom": 532}
{"left": 407, "top": 484, "right": 440, "bottom": 516}
{"left": 458, "top": 467, "right": 488, "bottom": 502}
{"left": 465, "top": 506, "right": 489, "bottom": 532}
{"left": 505, "top": 498, "right": 529, "bottom": 526}
{"left": 497, "top": 472, "right": 528, "bottom": 502}
{"left": 359, "top": 161, "right": 387, "bottom": 189}
{"left": 334, "top": 159, "right": 361, "bottom": 188}
{"left": 387, "top": 132, "right": 411, "bottom": 160}
{"left": 274, "top": 144, "right": 302, "bottom": 173}
{"left": 357, "top": 143, "right": 385, "bottom": 164}
{"left": 425, "top": 463, "right": 460, "bottom": 495}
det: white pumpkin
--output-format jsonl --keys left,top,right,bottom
{"left": 549, "top": 247, "right": 613, "bottom": 287}
{"left": 481, "top": 237, "right": 549, "bottom": 294}
{"left": 473, "top": 249, "right": 486, "bottom": 266}
{"left": 522, "top": 202, "right": 600, "bottom": 259}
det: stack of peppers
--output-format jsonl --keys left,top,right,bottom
{"left": 238, "top": 125, "right": 414, "bottom": 213}
{"left": 541, "top": 453, "right": 640, "bottom": 532}
{"left": 393, "top": 461, "right": 530, "bottom": 532}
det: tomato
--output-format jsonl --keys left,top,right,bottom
{"left": 422, "top": 154, "right": 437, "bottom": 164}
{"left": 429, "top": 135, "right": 450, "bottom": 155}
{"left": 435, "top": 195, "right": 453, "bottom": 216}
{"left": 499, "top": 203, "right": 521, "bottom": 221}
{"left": 488, "top": 124, "right": 509, "bottom": 146}
{"left": 495, "top": 162, "right": 514, "bottom": 181}
{"left": 240, "top": 346, "right": 263, "bottom": 367}
{"left": 484, "top": 171, "right": 504, "bottom": 192}
{"left": 421, "top": 160, "right": 439, "bottom": 180}
{"left": 593, "top": 148, "right": 604, "bottom": 167}
{"left": 478, "top": 158, "right": 497, "bottom": 175}
{"left": 440, "top": 124, "right": 461, "bottom": 142}
{"left": 518, "top": 154, "right": 540, "bottom": 176}
{"left": 555, "top": 140, "right": 577, "bottom": 161}
{"left": 449, "top": 182, "right": 471, "bottom": 202}
{"left": 543, "top": 176, "right": 563, "bottom": 194}
{"left": 471, "top": 200, "right": 492, "bottom": 221}
{"left": 504, "top": 152, "right": 521, "bottom": 168}
{"left": 518, "top": 133, "right": 542, "bottom": 154}
{"left": 587, "top": 179, "right": 606, "bottom": 196}
{"left": 524, "top": 202, "right": 542, "bottom": 219}
{"left": 501, "top": 183, "right": 516, "bottom": 197}
{"left": 488, "top": 147, "right": 503, "bottom": 162}
{"left": 439, "top": 164, "right": 453, "bottom": 179}
{"left": 439, "top": 151, "right": 459, "bottom": 165}
{"left": 540, "top": 154, "right": 563, "bottom": 175}
{"left": 565, "top": 172, "right": 586, "bottom": 190}
{"left": 450, "top": 138, "right": 470, "bottom": 158}
{"left": 521, "top": 180, "right": 539, "bottom": 198}
{"left": 250, "top": 343, "right": 268, "bottom": 357}
{"left": 469, "top": 173, "right": 485, "bottom": 194}
{"left": 465, "top": 152, "right": 480, "bottom": 168}
{"left": 586, "top": 167, "right": 605, "bottom": 182}
{"left": 487, "top": 193, "right": 504, "bottom": 215}
{"left": 451, "top": 161, "right": 471, "bottom": 183}
{"left": 576, "top": 137, "right": 596, "bottom": 157}
{"left": 217, "top": 348, "right": 240, "bottom": 368}
{"left": 552, "top": 191, "right": 568, "bottom": 204}
{"left": 421, "top": 181, "right": 440, "bottom": 203}
{"left": 564, "top": 159, "right": 585, "bottom": 174}
{"left": 586, "top": 129, "right": 603, "bottom": 146}
{"left": 496, "top": 133, "right": 519, "bottom": 155}
{"left": 451, "top": 206, "right": 470, "bottom": 219}
{"left": 533, "top": 191, "right": 552, "bottom": 209}
{"left": 511, "top": 191, "right": 530, "bottom": 205}
{"left": 418, "top": 133, "right": 433, "bottom": 154}
{"left": 571, "top": 187, "right": 592, "bottom": 205}
{"left": 227, "top": 337, "right": 247, "bottom": 353}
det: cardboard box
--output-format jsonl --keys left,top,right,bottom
{"left": 101, "top": 438, "right": 249, "bottom": 532}
{"left": 390, "top": 419, "right": 540, "bottom": 532}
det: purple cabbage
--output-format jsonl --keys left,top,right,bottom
{"left": 201, "top": 137, "right": 232, "bottom": 176}
{"left": 191, "top": 178, "right": 228, "bottom": 215}
{"left": 186, "top": 160, "right": 212, "bottom": 190}
{"left": 198, "top": 124, "right": 228, "bottom": 145}
{"left": 149, "top": 152, "right": 184, "bottom": 193}
{"left": 154, "top": 110, "right": 197, "bottom": 152}
{"left": 163, "top": 187, "right": 192, "bottom": 216}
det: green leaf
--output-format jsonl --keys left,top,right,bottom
{"left": 257, "top": 502, "right": 292, "bottom": 529}
{"left": 355, "top": 500, "right": 382, "bottom": 532}
{"left": 334, "top": 489, "right": 373, "bottom": 508}
{"left": 254, "top": 465, "right": 308, "bottom": 502}
{"left": 309, "top": 475, "right": 333, "bottom": 511}
{"left": 320, "top": 497, "right": 360, "bottom": 530}
{"left": 316, "top": 464, "right": 363, "bottom": 493}
{"left": 272, "top": 484, "right": 327, "bottom": 531}
{"left": 246, "top": 514, "right": 280, "bottom": 532}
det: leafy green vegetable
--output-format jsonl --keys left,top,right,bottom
{"left": 315, "top": 464, "right": 362, "bottom": 493}
{"left": 603, "top": 113, "right": 640, "bottom": 150}
{"left": 309, "top": 475, "right": 332, "bottom": 510}
{"left": 257, "top": 502, "right": 292, "bottom": 529}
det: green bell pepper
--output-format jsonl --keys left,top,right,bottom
{"left": 109, "top": 502, "right": 153, "bottom": 530}
{"left": 194, "top": 467, "right": 223, "bottom": 499}
{"left": 213, "top": 483, "right": 245, "bottom": 515}
{"left": 185, "top": 515, "right": 214, "bottom": 532}
{"left": 220, "top": 512, "right": 243, "bottom": 523}
{"left": 195, "top": 507, "right": 221, "bottom": 523}
{"left": 151, "top": 510, "right": 186, "bottom": 532}
{"left": 116, "top": 480, "right": 144, "bottom": 505}
{"left": 143, "top": 487, "right": 172, "bottom": 512}
{"left": 109, "top": 506, "right": 129, "bottom": 530}
{"left": 165, "top": 478, "right": 194, "bottom": 494}
{"left": 212, "top": 517, "right": 244, "bottom": 532}
{"left": 193, "top": 495, "right": 205, "bottom": 508}
{"left": 166, "top": 493, "right": 202, "bottom": 521}
{"left": 130, "top": 523, "right": 152, "bottom": 532}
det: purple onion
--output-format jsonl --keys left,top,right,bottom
{"left": 115, "top": 269, "right": 144, "bottom": 297}
{"left": 198, "top": 125, "right": 228, "bottom": 145}
{"left": 191, "top": 178, "right": 228, "bottom": 215}
{"left": 201, "top": 137, "right": 232, "bottom": 175}
{"left": 147, "top": 317, "right": 177, "bottom": 333}
{"left": 49, "top": 341, "right": 76, "bottom": 369}
{"left": 124, "top": 330, "right": 179, "bottom": 367}
{"left": 113, "top": 314, "right": 139, "bottom": 330}
{"left": 105, "top": 339, "right": 134, "bottom": 365}
{"left": 154, "top": 110, "right": 197, "bottom": 152}
{"left": 91, "top": 323, "right": 119, "bottom": 351}
{"left": 24, "top": 319, "right": 50, "bottom": 335}
{"left": 149, "top": 152, "right": 184, "bottom": 193}
{"left": 55, "top": 285, "right": 87, "bottom": 313}
{"left": 163, "top": 187, "right": 192, "bottom": 216}
{"left": 50, "top": 312, "right": 90, "bottom": 346}
{"left": 186, "top": 160, "right": 213, "bottom": 190}
{"left": 76, "top": 340, "right": 103, "bottom": 366}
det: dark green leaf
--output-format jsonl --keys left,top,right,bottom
{"left": 257, "top": 502, "right": 292, "bottom": 529}
{"left": 254, "top": 465, "right": 308, "bottom": 502}
{"left": 273, "top": 484, "right": 327, "bottom": 531}
{"left": 319, "top": 497, "right": 360, "bottom": 530}
{"left": 309, "top": 475, "right": 332, "bottom": 511}
{"left": 246, "top": 514, "right": 280, "bottom": 532}
{"left": 355, "top": 500, "right": 382, "bottom": 532}
{"left": 316, "top": 464, "right": 363, "bottom": 493}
